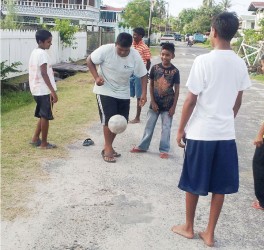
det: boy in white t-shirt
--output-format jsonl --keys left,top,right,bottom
{"left": 87, "top": 32, "right": 148, "bottom": 163}
{"left": 171, "top": 12, "right": 251, "bottom": 247}
{"left": 29, "top": 29, "right": 58, "bottom": 149}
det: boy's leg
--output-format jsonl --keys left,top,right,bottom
{"left": 40, "top": 117, "right": 49, "bottom": 147}
{"left": 103, "top": 125, "right": 116, "bottom": 158}
{"left": 252, "top": 143, "right": 264, "bottom": 208}
{"left": 171, "top": 192, "right": 199, "bottom": 239}
{"left": 137, "top": 109, "right": 159, "bottom": 151}
{"left": 130, "top": 76, "right": 142, "bottom": 124}
{"left": 199, "top": 193, "right": 225, "bottom": 247}
{"left": 32, "top": 119, "right": 41, "bottom": 142}
{"left": 159, "top": 112, "right": 173, "bottom": 154}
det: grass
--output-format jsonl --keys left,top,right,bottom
{"left": 251, "top": 73, "right": 264, "bottom": 83}
{"left": 150, "top": 46, "right": 161, "bottom": 57}
{"left": 1, "top": 72, "right": 98, "bottom": 220}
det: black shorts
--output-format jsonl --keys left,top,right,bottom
{"left": 96, "top": 94, "right": 130, "bottom": 126}
{"left": 34, "top": 94, "right": 54, "bottom": 120}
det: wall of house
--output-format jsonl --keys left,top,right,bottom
{"left": 1, "top": 30, "right": 87, "bottom": 78}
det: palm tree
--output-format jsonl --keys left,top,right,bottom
{"left": 221, "top": 0, "right": 232, "bottom": 11}
{"left": 203, "top": 0, "right": 213, "bottom": 8}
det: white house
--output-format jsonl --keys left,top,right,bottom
{"left": 248, "top": 1, "right": 264, "bottom": 30}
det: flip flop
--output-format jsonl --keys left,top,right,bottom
{"left": 30, "top": 139, "right": 41, "bottom": 147}
{"left": 83, "top": 138, "right": 94, "bottom": 146}
{"left": 101, "top": 150, "right": 116, "bottom": 163}
{"left": 113, "top": 151, "right": 121, "bottom": 157}
{"left": 38, "top": 143, "right": 57, "bottom": 149}
{"left": 130, "top": 147, "right": 146, "bottom": 153}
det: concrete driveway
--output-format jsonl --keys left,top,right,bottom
{"left": 2, "top": 43, "right": 264, "bottom": 250}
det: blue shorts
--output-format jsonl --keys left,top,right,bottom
{"left": 178, "top": 139, "right": 239, "bottom": 196}
{"left": 130, "top": 75, "right": 142, "bottom": 98}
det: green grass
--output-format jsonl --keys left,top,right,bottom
{"left": 1, "top": 72, "right": 98, "bottom": 220}
{"left": 1, "top": 90, "right": 33, "bottom": 113}
{"left": 251, "top": 74, "right": 264, "bottom": 83}
{"left": 150, "top": 46, "right": 161, "bottom": 57}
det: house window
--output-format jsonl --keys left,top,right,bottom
{"left": 251, "top": 22, "right": 255, "bottom": 29}
{"left": 89, "top": 0, "right": 94, "bottom": 7}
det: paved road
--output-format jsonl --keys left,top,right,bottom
{"left": 2, "top": 42, "right": 264, "bottom": 250}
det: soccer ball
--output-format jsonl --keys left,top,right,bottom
{"left": 108, "top": 115, "right": 127, "bottom": 134}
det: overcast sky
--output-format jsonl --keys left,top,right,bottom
{"left": 101, "top": 0, "right": 257, "bottom": 17}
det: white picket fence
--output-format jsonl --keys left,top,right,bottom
{"left": 0, "top": 29, "right": 88, "bottom": 78}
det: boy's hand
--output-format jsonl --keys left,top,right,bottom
{"left": 176, "top": 130, "right": 186, "bottom": 148}
{"left": 254, "top": 135, "right": 264, "bottom": 147}
{"left": 51, "top": 91, "right": 58, "bottom": 103}
{"left": 169, "top": 107, "right": 175, "bottom": 117}
{"left": 95, "top": 76, "right": 104, "bottom": 86}
{"left": 151, "top": 101, "right": 159, "bottom": 112}
{"left": 139, "top": 95, "right": 147, "bottom": 107}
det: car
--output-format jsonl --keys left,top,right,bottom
{"left": 174, "top": 33, "right": 182, "bottom": 41}
{"left": 159, "top": 34, "right": 175, "bottom": 46}
{"left": 193, "top": 33, "right": 206, "bottom": 43}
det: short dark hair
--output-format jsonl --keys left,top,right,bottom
{"left": 162, "top": 43, "right": 175, "bottom": 54}
{"left": 261, "top": 54, "right": 264, "bottom": 61}
{"left": 211, "top": 12, "right": 239, "bottom": 41}
{"left": 133, "top": 27, "right": 145, "bottom": 37}
{"left": 35, "top": 29, "right": 52, "bottom": 44}
{"left": 116, "top": 32, "right": 133, "bottom": 47}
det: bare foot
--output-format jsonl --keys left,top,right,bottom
{"left": 160, "top": 152, "right": 169, "bottom": 159}
{"left": 171, "top": 225, "right": 194, "bottom": 239}
{"left": 129, "top": 119, "right": 140, "bottom": 124}
{"left": 198, "top": 231, "right": 214, "bottom": 247}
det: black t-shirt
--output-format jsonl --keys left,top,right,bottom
{"left": 149, "top": 63, "right": 180, "bottom": 111}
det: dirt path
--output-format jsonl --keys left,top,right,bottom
{"left": 2, "top": 49, "right": 264, "bottom": 250}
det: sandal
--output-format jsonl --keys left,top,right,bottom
{"left": 38, "top": 143, "right": 57, "bottom": 149}
{"left": 101, "top": 150, "right": 116, "bottom": 163}
{"left": 30, "top": 139, "right": 41, "bottom": 147}
{"left": 113, "top": 151, "right": 121, "bottom": 157}
{"left": 130, "top": 147, "right": 146, "bottom": 153}
{"left": 83, "top": 138, "right": 94, "bottom": 146}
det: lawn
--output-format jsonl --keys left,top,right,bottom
{"left": 1, "top": 72, "right": 98, "bottom": 220}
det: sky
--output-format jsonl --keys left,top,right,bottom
{"left": 101, "top": 0, "right": 258, "bottom": 17}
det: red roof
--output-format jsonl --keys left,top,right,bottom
{"left": 248, "top": 2, "right": 264, "bottom": 11}
{"left": 100, "top": 5, "right": 124, "bottom": 12}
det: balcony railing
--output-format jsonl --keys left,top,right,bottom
{"left": 14, "top": 0, "right": 96, "bottom": 11}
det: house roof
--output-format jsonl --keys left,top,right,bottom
{"left": 100, "top": 5, "right": 124, "bottom": 12}
{"left": 248, "top": 2, "right": 264, "bottom": 11}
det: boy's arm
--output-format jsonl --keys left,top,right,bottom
{"left": 40, "top": 63, "right": 58, "bottom": 103}
{"left": 139, "top": 74, "right": 148, "bottom": 107}
{"left": 233, "top": 91, "right": 243, "bottom": 118}
{"left": 150, "top": 78, "right": 158, "bottom": 112}
{"left": 86, "top": 55, "right": 104, "bottom": 86}
{"left": 177, "top": 91, "right": 197, "bottom": 148}
{"left": 254, "top": 122, "right": 264, "bottom": 147}
{"left": 169, "top": 84, "right": 180, "bottom": 117}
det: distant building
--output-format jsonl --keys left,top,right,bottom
{"left": 248, "top": 1, "right": 264, "bottom": 30}
{"left": 240, "top": 15, "right": 256, "bottom": 30}
{"left": 1, "top": 0, "right": 101, "bottom": 28}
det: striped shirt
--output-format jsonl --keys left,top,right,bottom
{"left": 132, "top": 40, "right": 151, "bottom": 65}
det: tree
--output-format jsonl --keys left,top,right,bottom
{"left": 220, "top": 0, "right": 232, "bottom": 11}
{"left": 120, "top": 0, "right": 167, "bottom": 29}
{"left": 0, "top": 0, "right": 21, "bottom": 29}
{"left": 203, "top": 0, "right": 213, "bottom": 8}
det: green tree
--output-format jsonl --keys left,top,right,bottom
{"left": 220, "top": 0, "right": 232, "bottom": 11}
{"left": 0, "top": 0, "right": 21, "bottom": 29}
{"left": 120, "top": 0, "right": 167, "bottom": 29}
{"left": 52, "top": 19, "right": 79, "bottom": 47}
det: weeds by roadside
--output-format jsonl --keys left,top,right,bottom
{"left": 1, "top": 72, "right": 98, "bottom": 220}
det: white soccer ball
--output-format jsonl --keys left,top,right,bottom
{"left": 108, "top": 115, "right": 127, "bottom": 134}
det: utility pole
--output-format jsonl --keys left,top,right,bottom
{"left": 147, "top": 0, "right": 155, "bottom": 47}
